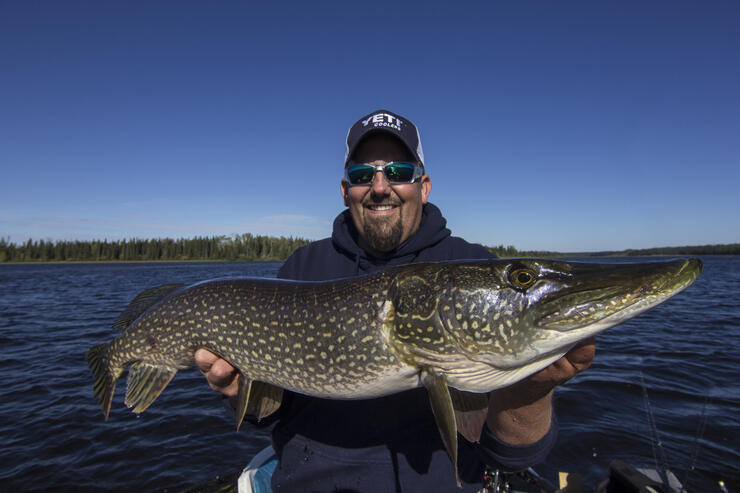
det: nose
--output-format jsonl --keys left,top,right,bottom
{"left": 370, "top": 169, "right": 392, "bottom": 195}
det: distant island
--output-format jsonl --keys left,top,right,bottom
{"left": 1, "top": 235, "right": 738, "bottom": 263}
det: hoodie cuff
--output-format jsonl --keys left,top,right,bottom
{"left": 477, "top": 412, "right": 558, "bottom": 472}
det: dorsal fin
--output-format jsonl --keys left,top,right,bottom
{"left": 112, "top": 283, "right": 184, "bottom": 330}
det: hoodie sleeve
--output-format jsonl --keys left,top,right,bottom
{"left": 477, "top": 414, "right": 558, "bottom": 472}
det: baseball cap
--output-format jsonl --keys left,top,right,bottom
{"left": 344, "top": 110, "right": 425, "bottom": 167}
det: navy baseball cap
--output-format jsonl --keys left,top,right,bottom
{"left": 344, "top": 110, "right": 425, "bottom": 167}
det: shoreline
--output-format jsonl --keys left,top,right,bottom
{"left": 2, "top": 253, "right": 738, "bottom": 266}
{"left": 0, "top": 258, "right": 286, "bottom": 265}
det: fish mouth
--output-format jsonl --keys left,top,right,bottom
{"left": 534, "top": 258, "right": 702, "bottom": 335}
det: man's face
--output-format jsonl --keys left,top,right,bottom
{"left": 340, "top": 133, "right": 431, "bottom": 255}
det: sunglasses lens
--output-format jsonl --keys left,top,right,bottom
{"left": 347, "top": 165, "right": 375, "bottom": 184}
{"left": 346, "top": 163, "right": 419, "bottom": 185}
{"left": 384, "top": 163, "right": 416, "bottom": 183}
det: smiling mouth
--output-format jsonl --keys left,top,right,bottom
{"left": 366, "top": 204, "right": 398, "bottom": 212}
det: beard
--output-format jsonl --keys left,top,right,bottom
{"left": 363, "top": 215, "right": 404, "bottom": 253}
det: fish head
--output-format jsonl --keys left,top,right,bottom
{"left": 437, "top": 258, "right": 702, "bottom": 370}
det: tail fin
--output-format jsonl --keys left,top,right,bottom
{"left": 86, "top": 343, "right": 118, "bottom": 420}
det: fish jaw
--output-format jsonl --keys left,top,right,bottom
{"left": 525, "top": 258, "right": 702, "bottom": 356}
{"left": 432, "top": 258, "right": 702, "bottom": 388}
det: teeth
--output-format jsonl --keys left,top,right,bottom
{"left": 368, "top": 205, "right": 395, "bottom": 211}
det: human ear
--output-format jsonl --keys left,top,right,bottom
{"left": 420, "top": 175, "right": 431, "bottom": 204}
{"left": 340, "top": 180, "right": 350, "bottom": 207}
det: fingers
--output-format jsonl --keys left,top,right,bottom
{"left": 194, "top": 348, "right": 239, "bottom": 397}
{"left": 564, "top": 336, "right": 596, "bottom": 372}
{"left": 195, "top": 348, "right": 220, "bottom": 371}
{"left": 525, "top": 337, "right": 596, "bottom": 389}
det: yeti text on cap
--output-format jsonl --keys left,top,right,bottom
{"left": 362, "top": 112, "right": 402, "bottom": 131}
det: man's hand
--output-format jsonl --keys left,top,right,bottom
{"left": 518, "top": 336, "right": 596, "bottom": 402}
{"left": 195, "top": 349, "right": 239, "bottom": 399}
{"left": 487, "top": 337, "right": 596, "bottom": 445}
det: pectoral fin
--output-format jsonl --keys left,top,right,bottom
{"left": 449, "top": 388, "right": 489, "bottom": 444}
{"left": 234, "top": 376, "right": 284, "bottom": 431}
{"left": 422, "top": 368, "right": 460, "bottom": 487}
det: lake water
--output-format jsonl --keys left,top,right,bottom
{"left": 0, "top": 258, "right": 737, "bottom": 492}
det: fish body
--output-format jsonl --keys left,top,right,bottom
{"left": 86, "top": 258, "right": 702, "bottom": 484}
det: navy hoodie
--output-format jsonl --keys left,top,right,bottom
{"left": 270, "top": 203, "right": 557, "bottom": 492}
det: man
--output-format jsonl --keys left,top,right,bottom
{"left": 196, "top": 110, "right": 595, "bottom": 491}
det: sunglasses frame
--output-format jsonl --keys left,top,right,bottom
{"left": 344, "top": 162, "right": 424, "bottom": 186}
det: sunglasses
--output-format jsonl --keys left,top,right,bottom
{"left": 344, "top": 162, "right": 424, "bottom": 186}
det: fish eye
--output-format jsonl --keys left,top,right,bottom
{"left": 509, "top": 268, "right": 536, "bottom": 289}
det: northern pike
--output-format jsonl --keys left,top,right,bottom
{"left": 86, "top": 258, "right": 701, "bottom": 484}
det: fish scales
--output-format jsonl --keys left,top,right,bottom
{"left": 87, "top": 258, "right": 702, "bottom": 486}
{"left": 112, "top": 273, "right": 411, "bottom": 399}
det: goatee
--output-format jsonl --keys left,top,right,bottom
{"left": 363, "top": 218, "right": 403, "bottom": 253}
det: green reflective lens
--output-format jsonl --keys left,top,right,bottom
{"left": 346, "top": 162, "right": 419, "bottom": 185}
{"left": 346, "top": 166, "right": 374, "bottom": 184}
{"left": 384, "top": 163, "right": 415, "bottom": 182}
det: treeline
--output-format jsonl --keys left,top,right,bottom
{"left": 487, "top": 245, "right": 561, "bottom": 258}
{"left": 487, "top": 243, "right": 740, "bottom": 258}
{"left": 0, "top": 234, "right": 311, "bottom": 263}
{"left": 2, "top": 237, "right": 738, "bottom": 263}
{"left": 617, "top": 243, "right": 740, "bottom": 257}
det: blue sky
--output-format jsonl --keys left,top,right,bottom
{"left": 1, "top": 1, "right": 738, "bottom": 252}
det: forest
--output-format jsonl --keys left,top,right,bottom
{"left": 1, "top": 236, "right": 738, "bottom": 263}
{"left": 0, "top": 234, "right": 310, "bottom": 262}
